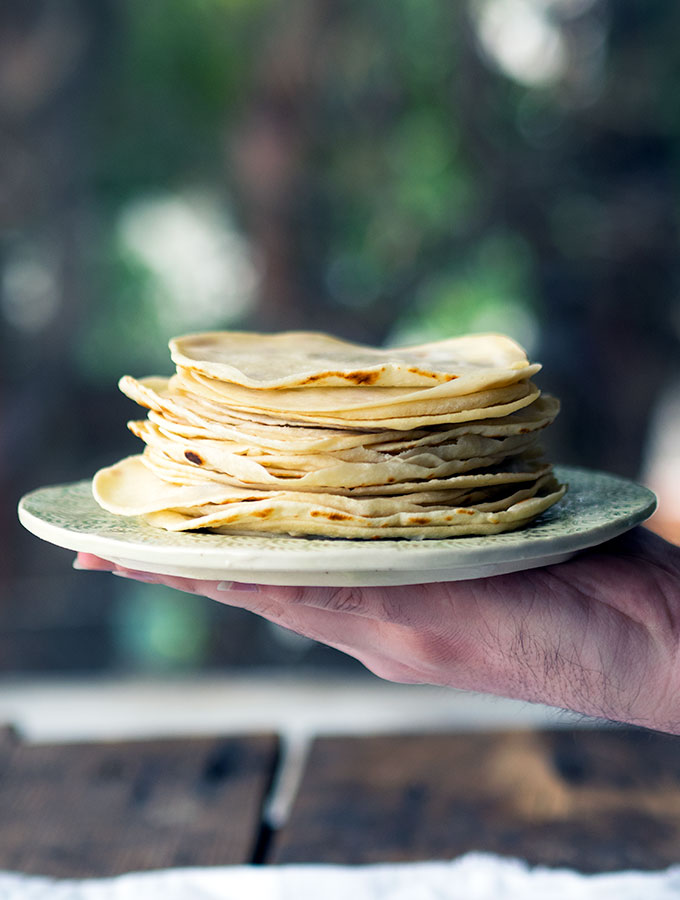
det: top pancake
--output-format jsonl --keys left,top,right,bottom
{"left": 169, "top": 331, "right": 535, "bottom": 389}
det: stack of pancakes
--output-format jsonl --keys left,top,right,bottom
{"left": 93, "top": 331, "right": 566, "bottom": 538}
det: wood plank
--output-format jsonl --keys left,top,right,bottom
{"left": 273, "top": 729, "right": 680, "bottom": 871}
{"left": 0, "top": 732, "right": 278, "bottom": 876}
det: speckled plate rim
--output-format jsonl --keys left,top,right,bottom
{"left": 18, "top": 466, "right": 656, "bottom": 586}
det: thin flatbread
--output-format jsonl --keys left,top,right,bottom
{"left": 174, "top": 367, "right": 540, "bottom": 414}
{"left": 128, "top": 419, "right": 540, "bottom": 489}
{"left": 95, "top": 453, "right": 554, "bottom": 509}
{"left": 93, "top": 454, "right": 565, "bottom": 538}
{"left": 121, "top": 375, "right": 559, "bottom": 451}
{"left": 170, "top": 331, "right": 535, "bottom": 388}
{"left": 172, "top": 371, "right": 541, "bottom": 430}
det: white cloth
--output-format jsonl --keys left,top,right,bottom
{"left": 1, "top": 854, "right": 679, "bottom": 900}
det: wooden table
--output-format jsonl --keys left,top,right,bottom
{"left": 2, "top": 724, "right": 680, "bottom": 876}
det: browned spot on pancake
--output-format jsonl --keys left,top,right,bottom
{"left": 457, "top": 509, "right": 475, "bottom": 515}
{"left": 253, "top": 508, "right": 273, "bottom": 518}
{"left": 299, "top": 370, "right": 380, "bottom": 386}
{"left": 387, "top": 477, "right": 396, "bottom": 483}
{"left": 347, "top": 371, "right": 380, "bottom": 385}
{"left": 519, "top": 428, "right": 531, "bottom": 434}
{"left": 184, "top": 450, "right": 204, "bottom": 465}
{"left": 407, "top": 366, "right": 457, "bottom": 381}
{"left": 309, "top": 509, "right": 350, "bottom": 521}
{"left": 408, "top": 517, "right": 430, "bottom": 525}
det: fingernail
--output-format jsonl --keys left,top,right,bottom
{"left": 217, "top": 581, "right": 259, "bottom": 592}
{"left": 111, "top": 570, "right": 159, "bottom": 584}
{"left": 72, "top": 558, "right": 86, "bottom": 570}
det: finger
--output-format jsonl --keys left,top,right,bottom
{"left": 74, "top": 556, "right": 206, "bottom": 589}
{"left": 73, "top": 559, "right": 261, "bottom": 594}
{"left": 96, "top": 566, "right": 272, "bottom": 610}
{"left": 241, "top": 581, "right": 451, "bottom": 626}
{"left": 74, "top": 553, "right": 117, "bottom": 571}
{"left": 109, "top": 568, "right": 234, "bottom": 594}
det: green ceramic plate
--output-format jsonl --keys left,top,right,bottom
{"left": 18, "top": 466, "right": 656, "bottom": 586}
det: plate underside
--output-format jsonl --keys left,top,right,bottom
{"left": 18, "top": 466, "right": 656, "bottom": 586}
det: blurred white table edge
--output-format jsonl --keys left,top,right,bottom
{"left": 0, "top": 673, "right": 599, "bottom": 746}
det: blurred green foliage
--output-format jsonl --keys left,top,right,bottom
{"left": 79, "top": 0, "right": 542, "bottom": 384}
{"left": 91, "top": 0, "right": 275, "bottom": 200}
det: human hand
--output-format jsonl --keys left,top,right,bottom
{"left": 76, "top": 528, "right": 680, "bottom": 733}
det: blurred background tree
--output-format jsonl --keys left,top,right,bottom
{"left": 1, "top": 0, "right": 678, "bottom": 674}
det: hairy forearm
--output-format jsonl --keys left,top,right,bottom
{"left": 432, "top": 532, "right": 680, "bottom": 732}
